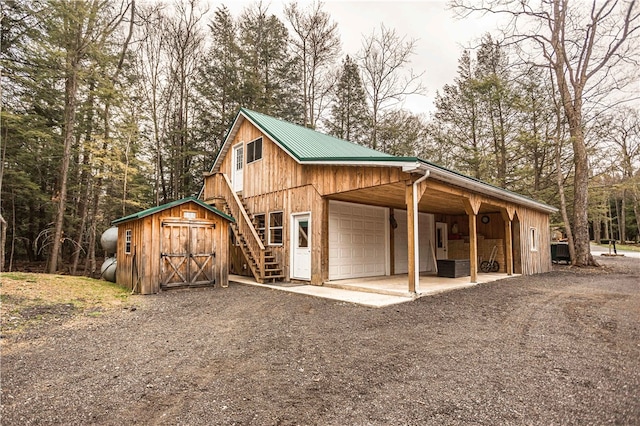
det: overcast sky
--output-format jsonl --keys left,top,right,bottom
{"left": 215, "top": 0, "right": 503, "bottom": 115}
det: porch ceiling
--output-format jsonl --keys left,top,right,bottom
{"left": 327, "top": 182, "right": 504, "bottom": 215}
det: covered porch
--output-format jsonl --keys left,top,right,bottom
{"left": 324, "top": 167, "right": 518, "bottom": 294}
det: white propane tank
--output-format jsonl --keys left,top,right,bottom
{"left": 100, "top": 226, "right": 118, "bottom": 254}
{"left": 101, "top": 257, "right": 117, "bottom": 282}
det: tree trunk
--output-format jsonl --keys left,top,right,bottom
{"left": 633, "top": 189, "right": 640, "bottom": 242}
{"left": 604, "top": 201, "right": 611, "bottom": 240}
{"left": 71, "top": 80, "right": 96, "bottom": 275}
{"left": 49, "top": 58, "right": 79, "bottom": 273}
{"left": 0, "top": 214, "right": 6, "bottom": 272}
{"left": 620, "top": 192, "right": 627, "bottom": 242}
{"left": 568, "top": 114, "right": 594, "bottom": 265}
{"left": 555, "top": 126, "right": 575, "bottom": 262}
{"left": 84, "top": 205, "right": 98, "bottom": 277}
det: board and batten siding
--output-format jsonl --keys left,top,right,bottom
{"left": 514, "top": 207, "right": 552, "bottom": 275}
{"left": 215, "top": 119, "right": 412, "bottom": 200}
{"left": 306, "top": 164, "right": 407, "bottom": 196}
{"left": 218, "top": 120, "right": 306, "bottom": 197}
{"left": 242, "top": 184, "right": 325, "bottom": 284}
{"left": 115, "top": 201, "right": 229, "bottom": 294}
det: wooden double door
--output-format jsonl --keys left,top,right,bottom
{"left": 160, "top": 219, "right": 217, "bottom": 289}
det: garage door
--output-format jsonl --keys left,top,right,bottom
{"left": 329, "top": 201, "right": 388, "bottom": 280}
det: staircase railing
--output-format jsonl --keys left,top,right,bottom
{"left": 217, "top": 174, "right": 265, "bottom": 281}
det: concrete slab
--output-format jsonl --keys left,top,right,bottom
{"left": 229, "top": 275, "right": 413, "bottom": 308}
{"left": 229, "top": 272, "right": 519, "bottom": 308}
{"left": 325, "top": 272, "right": 517, "bottom": 298}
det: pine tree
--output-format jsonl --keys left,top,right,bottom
{"left": 433, "top": 50, "right": 488, "bottom": 180}
{"left": 327, "top": 55, "right": 369, "bottom": 144}
{"left": 238, "top": 2, "right": 302, "bottom": 123}
{"left": 195, "top": 5, "right": 241, "bottom": 165}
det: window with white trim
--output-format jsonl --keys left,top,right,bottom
{"left": 125, "top": 229, "right": 132, "bottom": 254}
{"left": 530, "top": 227, "right": 538, "bottom": 252}
{"left": 247, "top": 137, "right": 263, "bottom": 164}
{"left": 269, "top": 211, "right": 283, "bottom": 245}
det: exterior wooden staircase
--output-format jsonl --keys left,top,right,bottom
{"left": 209, "top": 174, "right": 284, "bottom": 283}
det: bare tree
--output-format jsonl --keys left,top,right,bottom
{"left": 135, "top": 4, "right": 170, "bottom": 206}
{"left": 284, "top": 0, "right": 341, "bottom": 128}
{"left": 452, "top": 0, "right": 640, "bottom": 266}
{"left": 358, "top": 24, "right": 425, "bottom": 150}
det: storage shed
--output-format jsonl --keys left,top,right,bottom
{"left": 112, "top": 197, "right": 234, "bottom": 294}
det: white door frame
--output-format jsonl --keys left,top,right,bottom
{"left": 232, "top": 143, "right": 244, "bottom": 193}
{"left": 290, "top": 212, "right": 312, "bottom": 280}
{"left": 436, "top": 222, "right": 448, "bottom": 260}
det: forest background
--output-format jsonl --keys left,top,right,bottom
{"left": 1, "top": 0, "right": 639, "bottom": 275}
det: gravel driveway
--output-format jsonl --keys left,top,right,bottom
{"left": 2, "top": 255, "right": 639, "bottom": 425}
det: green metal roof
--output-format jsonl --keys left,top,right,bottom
{"left": 240, "top": 108, "right": 394, "bottom": 161}
{"left": 202, "top": 108, "right": 556, "bottom": 214}
{"left": 112, "top": 197, "right": 234, "bottom": 225}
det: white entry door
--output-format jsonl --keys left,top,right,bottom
{"left": 291, "top": 213, "right": 311, "bottom": 280}
{"left": 436, "top": 222, "right": 448, "bottom": 259}
{"left": 232, "top": 144, "right": 244, "bottom": 193}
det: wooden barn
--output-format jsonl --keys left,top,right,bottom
{"left": 112, "top": 197, "right": 234, "bottom": 294}
{"left": 200, "top": 108, "right": 557, "bottom": 294}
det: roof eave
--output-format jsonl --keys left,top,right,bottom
{"left": 301, "top": 158, "right": 556, "bottom": 213}
{"left": 422, "top": 163, "right": 558, "bottom": 214}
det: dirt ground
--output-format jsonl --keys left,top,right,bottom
{"left": 2, "top": 256, "right": 639, "bottom": 425}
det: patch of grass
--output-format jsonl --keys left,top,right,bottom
{"left": 2, "top": 272, "right": 38, "bottom": 282}
{"left": 0, "top": 272, "right": 132, "bottom": 337}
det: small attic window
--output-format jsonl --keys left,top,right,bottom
{"left": 183, "top": 211, "right": 197, "bottom": 219}
{"left": 247, "top": 137, "right": 263, "bottom": 164}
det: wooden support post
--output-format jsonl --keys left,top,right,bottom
{"left": 320, "top": 197, "right": 330, "bottom": 283}
{"left": 500, "top": 207, "right": 515, "bottom": 275}
{"left": 405, "top": 175, "right": 430, "bottom": 293}
{"left": 406, "top": 183, "right": 417, "bottom": 293}
{"left": 389, "top": 208, "right": 395, "bottom": 275}
{"left": 463, "top": 196, "right": 481, "bottom": 283}
{"left": 468, "top": 213, "right": 478, "bottom": 283}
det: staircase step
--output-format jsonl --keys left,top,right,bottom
{"left": 263, "top": 275, "right": 284, "bottom": 281}
{"left": 223, "top": 196, "right": 285, "bottom": 284}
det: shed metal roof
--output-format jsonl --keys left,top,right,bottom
{"left": 112, "top": 197, "right": 234, "bottom": 225}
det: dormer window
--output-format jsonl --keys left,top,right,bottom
{"left": 247, "top": 137, "right": 263, "bottom": 164}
